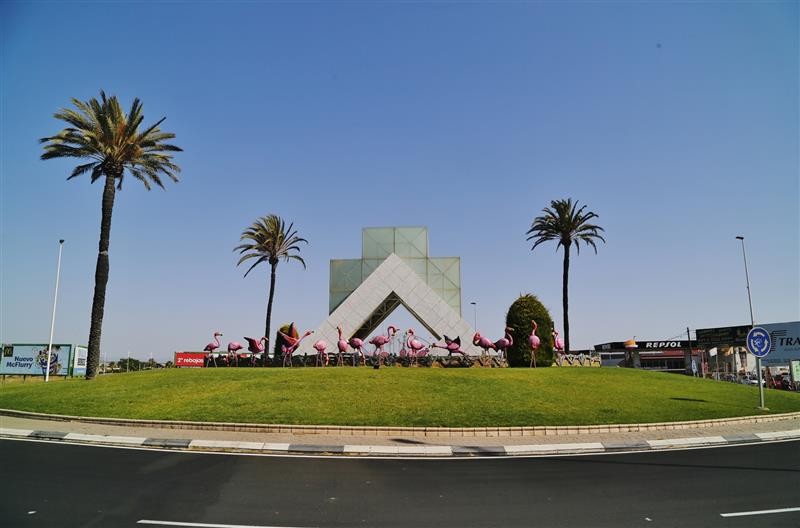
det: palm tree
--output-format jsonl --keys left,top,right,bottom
{"left": 40, "top": 91, "right": 181, "bottom": 380}
{"left": 235, "top": 215, "right": 308, "bottom": 353}
{"left": 526, "top": 198, "right": 605, "bottom": 353}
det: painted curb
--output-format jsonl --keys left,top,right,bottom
{"left": 2, "top": 408, "right": 799, "bottom": 437}
{"left": 2, "top": 427, "right": 798, "bottom": 458}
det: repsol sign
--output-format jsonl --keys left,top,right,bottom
{"left": 642, "top": 341, "right": 694, "bottom": 349}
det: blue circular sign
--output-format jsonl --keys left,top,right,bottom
{"left": 746, "top": 327, "right": 772, "bottom": 358}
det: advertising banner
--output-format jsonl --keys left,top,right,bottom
{"left": 175, "top": 352, "right": 206, "bottom": 368}
{"left": 72, "top": 346, "right": 88, "bottom": 375}
{"left": 760, "top": 321, "right": 800, "bottom": 367}
{"left": 696, "top": 325, "right": 751, "bottom": 348}
{"left": 1, "top": 344, "right": 72, "bottom": 376}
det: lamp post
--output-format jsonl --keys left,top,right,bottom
{"left": 45, "top": 240, "right": 64, "bottom": 383}
{"left": 470, "top": 301, "right": 477, "bottom": 329}
{"left": 736, "top": 235, "right": 764, "bottom": 409}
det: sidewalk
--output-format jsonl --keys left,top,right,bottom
{"left": 2, "top": 410, "right": 798, "bottom": 457}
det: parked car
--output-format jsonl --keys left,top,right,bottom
{"left": 743, "top": 375, "right": 765, "bottom": 386}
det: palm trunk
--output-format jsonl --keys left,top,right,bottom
{"left": 264, "top": 263, "right": 277, "bottom": 364}
{"left": 562, "top": 245, "right": 570, "bottom": 354}
{"left": 86, "top": 174, "right": 117, "bottom": 380}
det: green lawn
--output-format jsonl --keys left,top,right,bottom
{"left": 1, "top": 368, "right": 798, "bottom": 427}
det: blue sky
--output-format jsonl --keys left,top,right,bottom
{"left": 2, "top": 1, "right": 798, "bottom": 362}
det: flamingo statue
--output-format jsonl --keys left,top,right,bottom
{"left": 369, "top": 325, "right": 398, "bottom": 365}
{"left": 227, "top": 340, "right": 244, "bottom": 367}
{"left": 313, "top": 339, "right": 329, "bottom": 367}
{"left": 336, "top": 326, "right": 348, "bottom": 367}
{"left": 244, "top": 336, "right": 268, "bottom": 366}
{"left": 472, "top": 331, "right": 496, "bottom": 359}
{"left": 278, "top": 323, "right": 314, "bottom": 367}
{"left": 553, "top": 328, "right": 565, "bottom": 352}
{"left": 204, "top": 332, "right": 222, "bottom": 367}
{"left": 432, "top": 335, "right": 467, "bottom": 356}
{"left": 529, "top": 320, "right": 541, "bottom": 368}
{"left": 493, "top": 327, "right": 514, "bottom": 363}
{"left": 348, "top": 336, "right": 366, "bottom": 366}
{"left": 406, "top": 328, "right": 428, "bottom": 364}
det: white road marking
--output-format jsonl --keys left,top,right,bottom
{"left": 138, "top": 521, "right": 308, "bottom": 528}
{"left": 720, "top": 506, "right": 800, "bottom": 517}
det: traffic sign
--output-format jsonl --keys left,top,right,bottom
{"left": 746, "top": 327, "right": 772, "bottom": 358}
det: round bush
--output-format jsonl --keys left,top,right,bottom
{"left": 505, "top": 293, "right": 555, "bottom": 367}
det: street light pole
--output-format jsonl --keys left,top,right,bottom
{"left": 470, "top": 301, "right": 477, "bottom": 329}
{"left": 45, "top": 240, "right": 64, "bottom": 383}
{"left": 736, "top": 235, "right": 764, "bottom": 409}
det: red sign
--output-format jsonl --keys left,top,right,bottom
{"left": 175, "top": 352, "right": 206, "bottom": 368}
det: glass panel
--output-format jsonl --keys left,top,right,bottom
{"left": 403, "top": 257, "right": 427, "bottom": 281}
{"left": 395, "top": 227, "right": 428, "bottom": 258}
{"left": 362, "top": 259, "right": 383, "bottom": 281}
{"left": 427, "top": 259, "right": 445, "bottom": 290}
{"left": 329, "top": 291, "right": 351, "bottom": 313}
{"left": 330, "top": 259, "right": 363, "bottom": 292}
{"left": 441, "top": 290, "right": 461, "bottom": 315}
{"left": 362, "top": 228, "right": 394, "bottom": 259}
{"left": 430, "top": 257, "right": 460, "bottom": 289}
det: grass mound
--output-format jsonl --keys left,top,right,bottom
{"left": 1, "top": 368, "right": 798, "bottom": 427}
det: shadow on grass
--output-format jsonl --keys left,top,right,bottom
{"left": 670, "top": 397, "right": 708, "bottom": 403}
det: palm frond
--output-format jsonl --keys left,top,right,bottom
{"left": 41, "top": 91, "right": 182, "bottom": 189}
{"left": 527, "top": 198, "right": 606, "bottom": 255}
{"left": 234, "top": 214, "right": 309, "bottom": 277}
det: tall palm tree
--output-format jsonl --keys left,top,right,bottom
{"left": 526, "top": 198, "right": 605, "bottom": 353}
{"left": 235, "top": 215, "right": 308, "bottom": 352}
{"left": 41, "top": 91, "right": 181, "bottom": 380}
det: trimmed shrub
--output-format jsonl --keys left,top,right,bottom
{"left": 505, "top": 293, "right": 555, "bottom": 367}
{"left": 272, "top": 323, "right": 293, "bottom": 364}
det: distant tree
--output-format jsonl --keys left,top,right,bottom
{"left": 40, "top": 91, "right": 181, "bottom": 380}
{"left": 526, "top": 199, "right": 605, "bottom": 353}
{"left": 235, "top": 215, "right": 307, "bottom": 349}
{"left": 119, "top": 357, "right": 143, "bottom": 372}
{"left": 505, "top": 294, "right": 555, "bottom": 367}
{"left": 164, "top": 360, "right": 174, "bottom": 369}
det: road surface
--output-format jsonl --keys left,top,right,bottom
{"left": 1, "top": 438, "right": 798, "bottom": 527}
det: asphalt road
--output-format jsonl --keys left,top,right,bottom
{"left": 1, "top": 439, "right": 798, "bottom": 528}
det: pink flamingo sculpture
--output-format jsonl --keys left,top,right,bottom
{"left": 406, "top": 328, "right": 428, "bottom": 364}
{"left": 336, "top": 326, "right": 348, "bottom": 367}
{"left": 369, "top": 325, "right": 398, "bottom": 365}
{"left": 244, "top": 336, "right": 268, "bottom": 366}
{"left": 472, "top": 331, "right": 496, "bottom": 359}
{"left": 552, "top": 328, "right": 565, "bottom": 366}
{"left": 529, "top": 320, "right": 541, "bottom": 368}
{"left": 348, "top": 336, "right": 366, "bottom": 366}
{"left": 278, "top": 323, "right": 314, "bottom": 367}
{"left": 553, "top": 329, "right": 565, "bottom": 352}
{"left": 313, "top": 339, "right": 329, "bottom": 367}
{"left": 204, "top": 332, "right": 222, "bottom": 366}
{"left": 493, "top": 327, "right": 514, "bottom": 363}
{"left": 432, "top": 335, "right": 467, "bottom": 356}
{"left": 227, "top": 340, "right": 244, "bottom": 367}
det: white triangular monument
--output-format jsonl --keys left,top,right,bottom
{"left": 297, "top": 228, "right": 481, "bottom": 357}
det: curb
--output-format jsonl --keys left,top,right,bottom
{"left": 2, "top": 426, "right": 798, "bottom": 457}
{"left": 2, "top": 409, "right": 799, "bottom": 437}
